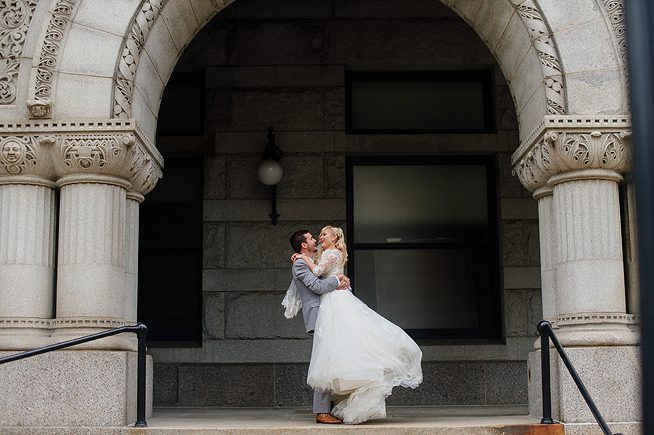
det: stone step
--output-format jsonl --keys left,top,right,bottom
{"left": 1, "top": 423, "right": 565, "bottom": 435}
{"left": 131, "top": 407, "right": 564, "bottom": 434}
{"left": 2, "top": 407, "right": 566, "bottom": 435}
{"left": 127, "top": 426, "right": 564, "bottom": 435}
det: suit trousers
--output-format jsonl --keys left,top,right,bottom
{"left": 309, "top": 329, "right": 331, "bottom": 413}
{"left": 313, "top": 388, "right": 331, "bottom": 413}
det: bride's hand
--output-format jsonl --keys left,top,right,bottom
{"left": 291, "top": 253, "right": 300, "bottom": 262}
{"left": 336, "top": 274, "right": 350, "bottom": 290}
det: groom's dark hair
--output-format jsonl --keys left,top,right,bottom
{"left": 290, "top": 229, "right": 310, "bottom": 253}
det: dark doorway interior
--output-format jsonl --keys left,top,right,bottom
{"left": 138, "top": 158, "right": 204, "bottom": 345}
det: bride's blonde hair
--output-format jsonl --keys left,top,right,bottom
{"left": 315, "top": 225, "right": 348, "bottom": 266}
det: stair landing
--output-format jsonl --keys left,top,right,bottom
{"left": 1, "top": 406, "right": 565, "bottom": 434}
{"left": 134, "top": 405, "right": 564, "bottom": 434}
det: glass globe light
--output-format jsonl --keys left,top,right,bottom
{"left": 257, "top": 159, "right": 284, "bottom": 185}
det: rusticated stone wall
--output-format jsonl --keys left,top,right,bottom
{"left": 150, "top": 0, "right": 540, "bottom": 407}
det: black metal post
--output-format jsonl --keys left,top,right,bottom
{"left": 537, "top": 321, "right": 555, "bottom": 424}
{"left": 270, "top": 184, "right": 280, "bottom": 225}
{"left": 135, "top": 323, "right": 148, "bottom": 428}
{"left": 540, "top": 322, "right": 614, "bottom": 435}
{"left": 625, "top": 3, "right": 654, "bottom": 435}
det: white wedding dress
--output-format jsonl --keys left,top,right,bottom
{"left": 306, "top": 249, "right": 423, "bottom": 424}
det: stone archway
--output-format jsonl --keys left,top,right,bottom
{"left": 108, "top": 0, "right": 575, "bottom": 143}
{"left": 72, "top": 0, "right": 636, "bottom": 347}
{"left": 16, "top": 0, "right": 626, "bottom": 144}
{"left": 1, "top": 1, "right": 627, "bottom": 137}
{"left": 0, "top": 0, "right": 638, "bottom": 430}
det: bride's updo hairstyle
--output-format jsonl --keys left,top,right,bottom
{"left": 316, "top": 225, "right": 348, "bottom": 266}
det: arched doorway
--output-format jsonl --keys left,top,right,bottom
{"left": 140, "top": 0, "right": 532, "bottom": 408}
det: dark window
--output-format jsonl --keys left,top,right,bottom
{"left": 157, "top": 72, "right": 205, "bottom": 136}
{"left": 347, "top": 156, "right": 502, "bottom": 341}
{"left": 346, "top": 70, "right": 494, "bottom": 133}
{"left": 138, "top": 158, "right": 203, "bottom": 346}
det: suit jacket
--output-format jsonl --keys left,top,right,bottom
{"left": 292, "top": 259, "right": 340, "bottom": 332}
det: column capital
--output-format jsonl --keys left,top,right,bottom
{"left": 511, "top": 115, "right": 631, "bottom": 192}
{"left": 0, "top": 119, "right": 163, "bottom": 194}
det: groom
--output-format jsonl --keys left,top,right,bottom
{"left": 289, "top": 229, "right": 349, "bottom": 424}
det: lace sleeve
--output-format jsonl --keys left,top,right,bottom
{"left": 313, "top": 249, "right": 341, "bottom": 276}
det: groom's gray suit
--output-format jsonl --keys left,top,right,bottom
{"left": 292, "top": 258, "right": 340, "bottom": 413}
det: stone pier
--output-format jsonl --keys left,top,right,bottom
{"left": 513, "top": 115, "right": 641, "bottom": 432}
{"left": 0, "top": 120, "right": 161, "bottom": 426}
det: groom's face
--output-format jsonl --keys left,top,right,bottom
{"left": 303, "top": 232, "right": 318, "bottom": 254}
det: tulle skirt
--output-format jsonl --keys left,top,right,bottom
{"left": 307, "top": 289, "right": 423, "bottom": 424}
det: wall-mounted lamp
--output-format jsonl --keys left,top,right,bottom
{"left": 257, "top": 127, "right": 283, "bottom": 225}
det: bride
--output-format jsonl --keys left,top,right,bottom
{"left": 293, "top": 225, "right": 423, "bottom": 424}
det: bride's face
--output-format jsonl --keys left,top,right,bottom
{"left": 319, "top": 228, "right": 335, "bottom": 249}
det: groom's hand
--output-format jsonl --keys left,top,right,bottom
{"left": 336, "top": 274, "right": 350, "bottom": 290}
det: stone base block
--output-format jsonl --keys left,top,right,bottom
{"left": 154, "top": 361, "right": 528, "bottom": 407}
{"left": 563, "top": 422, "right": 642, "bottom": 435}
{"left": 0, "top": 350, "right": 152, "bottom": 427}
{"left": 528, "top": 346, "right": 641, "bottom": 424}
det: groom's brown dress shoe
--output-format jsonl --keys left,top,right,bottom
{"left": 316, "top": 413, "right": 342, "bottom": 424}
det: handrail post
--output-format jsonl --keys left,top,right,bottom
{"left": 134, "top": 323, "right": 148, "bottom": 428}
{"left": 538, "top": 320, "right": 555, "bottom": 424}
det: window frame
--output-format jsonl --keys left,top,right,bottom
{"left": 345, "top": 70, "right": 495, "bottom": 134}
{"left": 346, "top": 155, "right": 503, "bottom": 341}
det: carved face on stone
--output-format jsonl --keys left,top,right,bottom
{"left": 1, "top": 141, "right": 22, "bottom": 163}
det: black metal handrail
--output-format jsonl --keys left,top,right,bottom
{"left": 537, "top": 320, "right": 623, "bottom": 435}
{"left": 0, "top": 323, "right": 148, "bottom": 428}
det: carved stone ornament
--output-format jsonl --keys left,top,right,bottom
{"left": 112, "top": 0, "right": 236, "bottom": 118}
{"left": 32, "top": 0, "right": 77, "bottom": 111}
{"left": 597, "top": 0, "right": 630, "bottom": 106}
{"left": 598, "top": 0, "right": 627, "bottom": 72}
{"left": 0, "top": 58, "right": 19, "bottom": 104}
{"left": 0, "top": 0, "right": 38, "bottom": 105}
{"left": 57, "top": 133, "right": 134, "bottom": 178}
{"left": 515, "top": 0, "right": 566, "bottom": 115}
{"left": 0, "top": 135, "right": 36, "bottom": 174}
{"left": 0, "top": 119, "right": 163, "bottom": 194}
{"left": 26, "top": 99, "right": 52, "bottom": 118}
{"left": 127, "top": 140, "right": 162, "bottom": 195}
{"left": 0, "top": 318, "right": 130, "bottom": 331}
{"left": 113, "top": 0, "right": 168, "bottom": 119}
{"left": 511, "top": 115, "right": 631, "bottom": 192}
{"left": 557, "top": 312, "right": 639, "bottom": 327}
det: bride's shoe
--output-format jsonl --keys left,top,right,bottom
{"left": 316, "top": 413, "right": 342, "bottom": 424}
